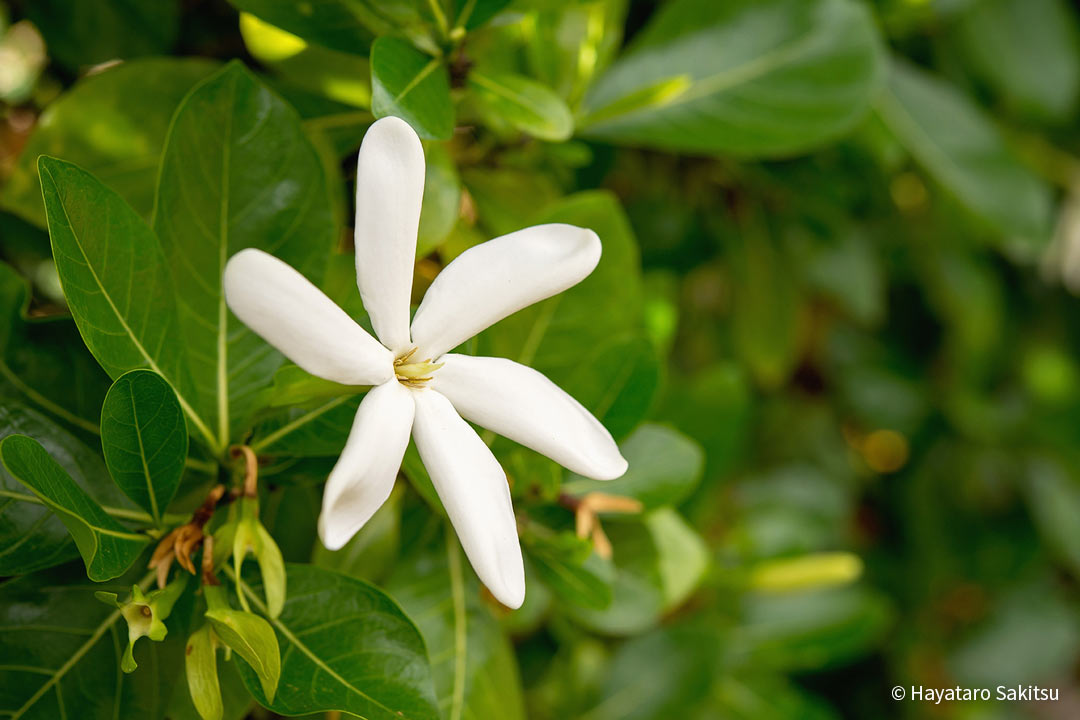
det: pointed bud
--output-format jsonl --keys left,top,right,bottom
{"left": 185, "top": 624, "right": 223, "bottom": 720}
{"left": 203, "top": 584, "right": 281, "bottom": 703}
{"left": 218, "top": 496, "right": 286, "bottom": 618}
{"left": 95, "top": 575, "right": 188, "bottom": 672}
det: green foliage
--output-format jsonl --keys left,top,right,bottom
{"left": 371, "top": 36, "right": 453, "bottom": 140}
{"left": 0, "top": 565, "right": 189, "bottom": 719}
{"left": 0, "top": 402, "right": 123, "bottom": 575}
{"left": 231, "top": 563, "right": 440, "bottom": 719}
{"left": 581, "top": 0, "right": 884, "bottom": 155}
{"left": 154, "top": 61, "right": 335, "bottom": 447}
{"left": 4, "top": 0, "right": 1080, "bottom": 717}
{"left": 1, "top": 58, "right": 217, "bottom": 226}
{"left": 0, "top": 434, "right": 148, "bottom": 581}
{"left": 875, "top": 58, "right": 1053, "bottom": 248}
{"left": 100, "top": 370, "right": 187, "bottom": 525}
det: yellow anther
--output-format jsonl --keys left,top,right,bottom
{"left": 394, "top": 348, "right": 443, "bottom": 387}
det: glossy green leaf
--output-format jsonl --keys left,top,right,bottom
{"left": 0, "top": 435, "right": 149, "bottom": 581}
{"left": 955, "top": 0, "right": 1080, "bottom": 123}
{"left": 0, "top": 566, "right": 190, "bottom": 720}
{"left": 564, "top": 424, "right": 704, "bottom": 511}
{"left": 230, "top": 563, "right": 440, "bottom": 719}
{"left": 0, "top": 260, "right": 110, "bottom": 436}
{"left": 0, "top": 402, "right": 129, "bottom": 575}
{"left": 226, "top": 0, "right": 377, "bottom": 55}
{"left": 580, "top": 0, "right": 885, "bottom": 156}
{"left": 39, "top": 157, "right": 216, "bottom": 450}
{"left": 417, "top": 144, "right": 462, "bottom": 256}
{"left": 875, "top": 58, "right": 1053, "bottom": 244}
{"left": 371, "top": 36, "right": 453, "bottom": 141}
{"left": 386, "top": 512, "right": 526, "bottom": 720}
{"left": 250, "top": 395, "right": 361, "bottom": 456}
{"left": 25, "top": 0, "right": 179, "bottom": 72}
{"left": 100, "top": 370, "right": 187, "bottom": 525}
{"left": 522, "top": 530, "right": 613, "bottom": 609}
{"left": 468, "top": 71, "right": 573, "bottom": 141}
{"left": 566, "top": 509, "right": 708, "bottom": 636}
{"left": 478, "top": 191, "right": 655, "bottom": 439}
{"left": 153, "top": 61, "right": 335, "bottom": 448}
{"left": 1, "top": 58, "right": 217, "bottom": 227}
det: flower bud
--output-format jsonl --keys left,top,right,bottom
{"left": 185, "top": 624, "right": 223, "bottom": 720}
{"left": 215, "top": 496, "right": 286, "bottom": 618}
{"left": 95, "top": 575, "right": 188, "bottom": 672}
{"left": 203, "top": 585, "right": 281, "bottom": 703}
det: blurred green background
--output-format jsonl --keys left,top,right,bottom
{"left": 3, "top": 0, "right": 1080, "bottom": 718}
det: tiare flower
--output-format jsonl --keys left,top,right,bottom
{"left": 223, "top": 116, "right": 627, "bottom": 608}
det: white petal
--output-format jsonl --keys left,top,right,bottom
{"left": 410, "top": 224, "right": 601, "bottom": 359}
{"left": 354, "top": 116, "right": 425, "bottom": 353}
{"left": 224, "top": 249, "right": 393, "bottom": 385}
{"left": 318, "top": 380, "right": 414, "bottom": 550}
{"left": 432, "top": 354, "right": 627, "bottom": 480}
{"left": 411, "top": 389, "right": 525, "bottom": 608}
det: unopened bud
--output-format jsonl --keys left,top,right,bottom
{"left": 185, "top": 624, "right": 223, "bottom": 720}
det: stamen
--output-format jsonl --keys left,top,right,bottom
{"left": 394, "top": 347, "right": 443, "bottom": 387}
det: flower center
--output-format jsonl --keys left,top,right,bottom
{"left": 394, "top": 347, "right": 443, "bottom": 388}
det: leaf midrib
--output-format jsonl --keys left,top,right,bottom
{"left": 10, "top": 572, "right": 155, "bottom": 719}
{"left": 230, "top": 569, "right": 406, "bottom": 718}
{"left": 42, "top": 163, "right": 218, "bottom": 452}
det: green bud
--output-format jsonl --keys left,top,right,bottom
{"left": 95, "top": 575, "right": 188, "bottom": 673}
{"left": 185, "top": 624, "right": 223, "bottom": 720}
{"left": 219, "top": 496, "right": 286, "bottom": 618}
{"left": 203, "top": 584, "right": 281, "bottom": 703}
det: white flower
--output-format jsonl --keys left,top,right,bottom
{"left": 223, "top": 117, "right": 627, "bottom": 608}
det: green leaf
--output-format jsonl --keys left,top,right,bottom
{"left": 250, "top": 394, "right": 361, "bottom": 456}
{"left": 417, "top": 144, "right": 462, "bottom": 256}
{"left": 386, "top": 515, "right": 525, "bottom": 720}
{"left": 1, "top": 58, "right": 218, "bottom": 227}
{"left": 0, "top": 566, "right": 190, "bottom": 720}
{"left": 736, "top": 585, "right": 893, "bottom": 671}
{"left": 0, "top": 402, "right": 128, "bottom": 575}
{"left": 38, "top": 157, "right": 217, "bottom": 451}
{"left": 0, "top": 435, "right": 149, "bottom": 581}
{"left": 153, "top": 61, "right": 336, "bottom": 448}
{"left": 226, "top": 0, "right": 377, "bottom": 55}
{"left": 582, "top": 624, "right": 718, "bottom": 720}
{"left": 467, "top": 71, "right": 573, "bottom": 141}
{"left": 954, "top": 0, "right": 1080, "bottom": 123}
{"left": 371, "top": 36, "right": 453, "bottom": 141}
{"left": 875, "top": 58, "right": 1053, "bottom": 245}
{"left": 100, "top": 370, "right": 187, "bottom": 525}
{"left": 24, "top": 0, "right": 179, "bottom": 72}
{"left": 230, "top": 563, "right": 440, "bottom": 720}
{"left": 0, "top": 260, "right": 110, "bottom": 436}
{"left": 563, "top": 424, "right": 704, "bottom": 512}
{"left": 522, "top": 530, "right": 613, "bottom": 610}
{"left": 580, "top": 0, "right": 885, "bottom": 156}
{"left": 1024, "top": 457, "right": 1080, "bottom": 577}
{"left": 729, "top": 231, "right": 802, "bottom": 388}
{"left": 566, "top": 510, "right": 708, "bottom": 636}
{"left": 478, "top": 191, "right": 655, "bottom": 439}
{"left": 204, "top": 588, "right": 280, "bottom": 703}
